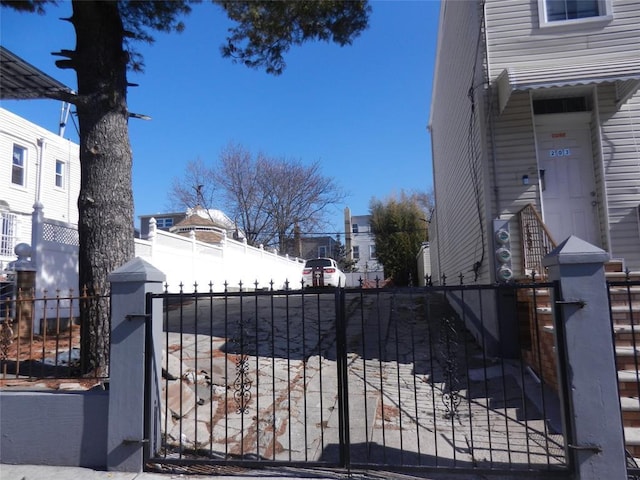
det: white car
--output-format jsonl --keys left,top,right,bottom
{"left": 302, "top": 258, "right": 346, "bottom": 288}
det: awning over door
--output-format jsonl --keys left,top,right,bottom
{"left": 497, "top": 56, "right": 640, "bottom": 113}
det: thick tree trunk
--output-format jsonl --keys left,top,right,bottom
{"left": 70, "top": 1, "right": 135, "bottom": 374}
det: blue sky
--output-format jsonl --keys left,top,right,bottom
{"left": 1, "top": 0, "right": 439, "bottom": 235}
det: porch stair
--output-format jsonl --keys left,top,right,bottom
{"left": 518, "top": 260, "right": 640, "bottom": 460}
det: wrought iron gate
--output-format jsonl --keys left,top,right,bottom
{"left": 145, "top": 282, "right": 569, "bottom": 476}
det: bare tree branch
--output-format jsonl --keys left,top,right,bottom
{"left": 170, "top": 143, "right": 345, "bottom": 251}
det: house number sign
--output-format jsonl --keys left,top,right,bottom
{"left": 549, "top": 148, "right": 571, "bottom": 157}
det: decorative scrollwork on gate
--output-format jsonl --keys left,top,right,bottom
{"left": 231, "top": 317, "right": 253, "bottom": 414}
{"left": 439, "top": 316, "right": 461, "bottom": 419}
{"left": 234, "top": 356, "right": 252, "bottom": 414}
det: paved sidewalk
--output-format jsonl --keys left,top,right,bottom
{"left": 0, "top": 463, "right": 551, "bottom": 480}
{"left": 2, "top": 463, "right": 348, "bottom": 480}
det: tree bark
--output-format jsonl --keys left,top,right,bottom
{"left": 70, "top": 1, "right": 135, "bottom": 374}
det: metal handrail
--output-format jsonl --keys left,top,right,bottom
{"left": 517, "top": 203, "right": 557, "bottom": 279}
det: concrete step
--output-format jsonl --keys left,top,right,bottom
{"left": 605, "top": 259, "right": 625, "bottom": 273}
{"left": 622, "top": 397, "right": 640, "bottom": 428}
{"left": 607, "top": 285, "right": 640, "bottom": 296}
{"left": 525, "top": 293, "right": 636, "bottom": 314}
{"left": 541, "top": 323, "right": 640, "bottom": 338}
{"left": 607, "top": 271, "right": 640, "bottom": 282}
{"left": 617, "top": 346, "right": 640, "bottom": 370}
{"left": 619, "top": 370, "right": 640, "bottom": 398}
{"left": 625, "top": 426, "right": 640, "bottom": 458}
{"left": 612, "top": 325, "right": 640, "bottom": 346}
{"left": 611, "top": 306, "right": 640, "bottom": 325}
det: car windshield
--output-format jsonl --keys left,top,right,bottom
{"left": 305, "top": 259, "right": 332, "bottom": 268}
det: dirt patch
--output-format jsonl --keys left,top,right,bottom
{"left": 0, "top": 323, "right": 107, "bottom": 390}
{"left": 0, "top": 376, "right": 104, "bottom": 390}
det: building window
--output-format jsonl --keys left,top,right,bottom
{"left": 55, "top": 160, "right": 65, "bottom": 189}
{"left": 12, "top": 145, "right": 26, "bottom": 186}
{"left": 353, "top": 246, "right": 360, "bottom": 260}
{"left": 369, "top": 244, "right": 377, "bottom": 260}
{"left": 318, "top": 246, "right": 327, "bottom": 258}
{"left": 156, "top": 218, "right": 174, "bottom": 229}
{"left": 352, "top": 224, "right": 359, "bottom": 234}
{"left": 1, "top": 211, "right": 17, "bottom": 257}
{"left": 539, "top": 0, "right": 612, "bottom": 26}
{"left": 533, "top": 96, "right": 590, "bottom": 114}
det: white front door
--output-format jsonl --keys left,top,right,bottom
{"left": 535, "top": 116, "right": 600, "bottom": 246}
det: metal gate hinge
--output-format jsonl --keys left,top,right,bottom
{"left": 555, "top": 300, "right": 586, "bottom": 308}
{"left": 122, "top": 438, "right": 149, "bottom": 445}
{"left": 568, "top": 443, "right": 602, "bottom": 453}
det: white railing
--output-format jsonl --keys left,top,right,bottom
{"left": 24, "top": 205, "right": 304, "bottom": 298}
{"left": 134, "top": 218, "right": 304, "bottom": 292}
{"left": 5, "top": 206, "right": 304, "bottom": 331}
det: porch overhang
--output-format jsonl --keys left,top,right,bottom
{"left": 497, "top": 56, "right": 640, "bottom": 113}
{"left": 0, "top": 46, "right": 75, "bottom": 100}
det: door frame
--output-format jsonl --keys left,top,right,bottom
{"left": 533, "top": 112, "right": 602, "bottom": 247}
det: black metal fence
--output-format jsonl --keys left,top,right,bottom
{"left": 607, "top": 274, "right": 640, "bottom": 476}
{"left": 147, "top": 282, "right": 569, "bottom": 476}
{"left": 0, "top": 288, "right": 110, "bottom": 383}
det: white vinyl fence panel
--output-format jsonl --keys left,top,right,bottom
{"left": 134, "top": 223, "right": 304, "bottom": 292}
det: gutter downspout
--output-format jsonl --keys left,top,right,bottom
{"left": 427, "top": 124, "right": 442, "bottom": 283}
{"left": 483, "top": 2, "right": 500, "bottom": 219}
{"left": 482, "top": 0, "right": 502, "bottom": 285}
{"left": 36, "top": 137, "right": 46, "bottom": 206}
{"left": 594, "top": 86, "right": 613, "bottom": 256}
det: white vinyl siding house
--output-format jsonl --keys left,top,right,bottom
{"left": 538, "top": 0, "right": 612, "bottom": 26}
{"left": 343, "top": 208, "right": 383, "bottom": 276}
{"left": 600, "top": 93, "right": 640, "bottom": 264}
{"left": 54, "top": 159, "right": 65, "bottom": 189}
{"left": 11, "top": 144, "right": 26, "bottom": 187}
{"left": 429, "top": 0, "right": 490, "bottom": 282}
{"left": 0, "top": 108, "right": 80, "bottom": 270}
{"left": 430, "top": 0, "right": 640, "bottom": 283}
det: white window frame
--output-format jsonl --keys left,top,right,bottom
{"left": 11, "top": 144, "right": 27, "bottom": 187}
{"left": 156, "top": 218, "right": 174, "bottom": 229}
{"left": 0, "top": 211, "right": 17, "bottom": 258}
{"left": 353, "top": 245, "right": 360, "bottom": 260}
{"left": 538, "top": 0, "right": 612, "bottom": 28}
{"left": 318, "top": 246, "right": 327, "bottom": 258}
{"left": 369, "top": 244, "right": 377, "bottom": 260}
{"left": 55, "top": 160, "right": 65, "bottom": 189}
